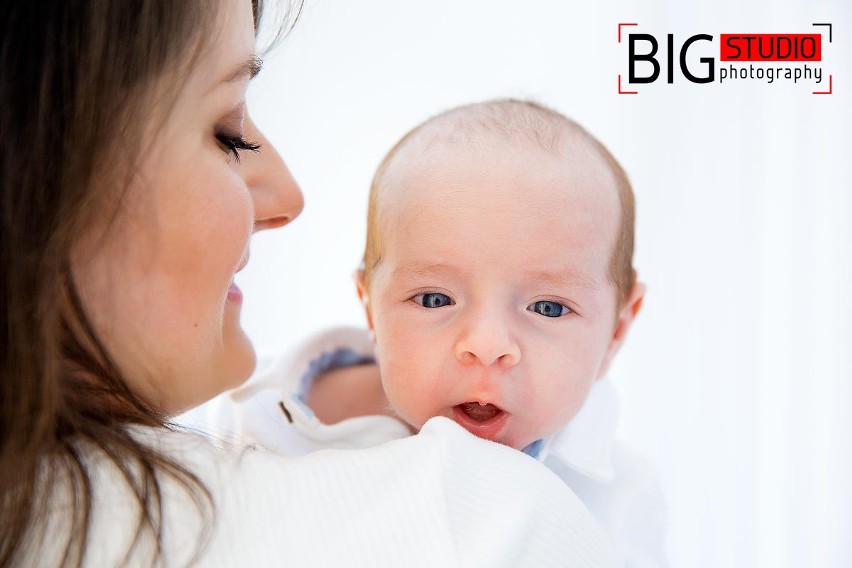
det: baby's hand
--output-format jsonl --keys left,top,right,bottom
{"left": 306, "top": 364, "right": 395, "bottom": 425}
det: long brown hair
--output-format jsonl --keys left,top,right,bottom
{"left": 0, "top": 1, "right": 295, "bottom": 565}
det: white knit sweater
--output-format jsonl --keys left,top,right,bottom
{"left": 26, "top": 418, "right": 617, "bottom": 567}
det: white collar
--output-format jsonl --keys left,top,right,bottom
{"left": 537, "top": 378, "right": 620, "bottom": 482}
{"left": 230, "top": 326, "right": 375, "bottom": 403}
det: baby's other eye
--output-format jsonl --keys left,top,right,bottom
{"left": 528, "top": 300, "right": 570, "bottom": 318}
{"left": 414, "top": 292, "right": 454, "bottom": 308}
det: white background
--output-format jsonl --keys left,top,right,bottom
{"left": 230, "top": 1, "right": 851, "bottom": 565}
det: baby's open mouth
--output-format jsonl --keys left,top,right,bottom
{"left": 458, "top": 401, "right": 503, "bottom": 422}
{"left": 452, "top": 402, "right": 508, "bottom": 441}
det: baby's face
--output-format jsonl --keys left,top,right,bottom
{"left": 366, "top": 137, "right": 626, "bottom": 450}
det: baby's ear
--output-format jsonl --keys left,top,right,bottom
{"left": 597, "top": 276, "right": 646, "bottom": 379}
{"left": 353, "top": 266, "right": 375, "bottom": 335}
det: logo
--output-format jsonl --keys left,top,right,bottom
{"left": 617, "top": 22, "right": 833, "bottom": 94}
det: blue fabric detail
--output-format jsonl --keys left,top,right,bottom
{"left": 522, "top": 438, "right": 545, "bottom": 460}
{"left": 295, "top": 348, "right": 376, "bottom": 419}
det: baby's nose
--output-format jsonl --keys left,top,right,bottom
{"left": 454, "top": 317, "right": 521, "bottom": 368}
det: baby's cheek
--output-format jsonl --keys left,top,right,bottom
{"left": 524, "top": 380, "right": 587, "bottom": 436}
{"left": 381, "top": 362, "right": 442, "bottom": 429}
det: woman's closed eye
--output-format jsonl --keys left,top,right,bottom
{"left": 216, "top": 131, "right": 261, "bottom": 162}
{"left": 413, "top": 292, "right": 454, "bottom": 308}
{"left": 528, "top": 300, "right": 571, "bottom": 318}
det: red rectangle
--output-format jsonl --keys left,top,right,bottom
{"left": 720, "top": 34, "right": 821, "bottom": 61}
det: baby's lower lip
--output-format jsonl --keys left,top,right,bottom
{"left": 451, "top": 403, "right": 508, "bottom": 442}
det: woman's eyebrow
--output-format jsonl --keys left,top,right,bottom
{"left": 224, "top": 55, "right": 263, "bottom": 83}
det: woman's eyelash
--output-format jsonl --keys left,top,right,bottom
{"left": 216, "top": 132, "right": 261, "bottom": 162}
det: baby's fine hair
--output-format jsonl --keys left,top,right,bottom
{"left": 361, "top": 99, "right": 636, "bottom": 307}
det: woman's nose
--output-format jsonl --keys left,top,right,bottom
{"left": 242, "top": 114, "right": 304, "bottom": 232}
{"left": 454, "top": 310, "right": 521, "bottom": 368}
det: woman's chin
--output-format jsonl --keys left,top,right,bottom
{"left": 225, "top": 330, "right": 257, "bottom": 387}
{"left": 197, "top": 326, "right": 257, "bottom": 410}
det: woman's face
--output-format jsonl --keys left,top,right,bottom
{"left": 72, "top": 0, "right": 302, "bottom": 415}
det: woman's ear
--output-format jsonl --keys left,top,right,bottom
{"left": 354, "top": 267, "right": 375, "bottom": 338}
{"left": 596, "top": 277, "right": 646, "bottom": 379}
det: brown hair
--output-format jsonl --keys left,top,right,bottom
{"left": 0, "top": 1, "right": 297, "bottom": 565}
{"left": 361, "top": 99, "right": 636, "bottom": 307}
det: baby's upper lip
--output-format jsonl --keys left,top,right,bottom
{"left": 455, "top": 397, "right": 508, "bottom": 414}
{"left": 451, "top": 402, "right": 509, "bottom": 441}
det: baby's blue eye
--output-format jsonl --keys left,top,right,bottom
{"left": 416, "top": 292, "right": 453, "bottom": 308}
{"left": 528, "top": 300, "right": 569, "bottom": 318}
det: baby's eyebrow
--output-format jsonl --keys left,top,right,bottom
{"left": 523, "top": 270, "right": 601, "bottom": 291}
{"left": 390, "top": 262, "right": 461, "bottom": 280}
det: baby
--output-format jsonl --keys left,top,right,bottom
{"left": 231, "top": 100, "right": 666, "bottom": 565}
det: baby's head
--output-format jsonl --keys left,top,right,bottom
{"left": 357, "top": 100, "right": 644, "bottom": 450}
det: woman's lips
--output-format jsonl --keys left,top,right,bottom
{"left": 227, "top": 280, "right": 242, "bottom": 303}
{"left": 452, "top": 402, "right": 508, "bottom": 442}
{"left": 227, "top": 250, "right": 249, "bottom": 303}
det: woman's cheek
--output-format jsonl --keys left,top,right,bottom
{"left": 193, "top": 176, "right": 253, "bottom": 302}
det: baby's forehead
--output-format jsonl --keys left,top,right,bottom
{"left": 381, "top": 111, "right": 618, "bottom": 212}
{"left": 402, "top": 105, "right": 596, "bottom": 160}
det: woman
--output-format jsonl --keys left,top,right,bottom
{"left": 0, "top": 1, "right": 615, "bottom": 565}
